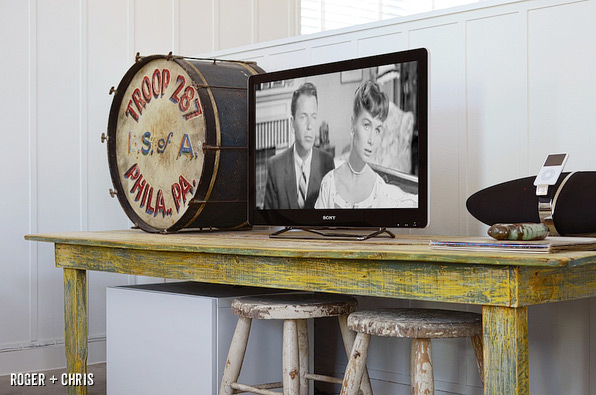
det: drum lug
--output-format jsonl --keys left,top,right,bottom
{"left": 101, "top": 133, "right": 108, "bottom": 143}
{"left": 135, "top": 52, "right": 142, "bottom": 63}
{"left": 109, "top": 86, "right": 117, "bottom": 95}
{"left": 109, "top": 189, "right": 117, "bottom": 198}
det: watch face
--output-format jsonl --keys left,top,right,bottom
{"left": 114, "top": 58, "right": 206, "bottom": 229}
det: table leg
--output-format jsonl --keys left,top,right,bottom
{"left": 482, "top": 305, "right": 528, "bottom": 395}
{"left": 63, "top": 268, "right": 88, "bottom": 395}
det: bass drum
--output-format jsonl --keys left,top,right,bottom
{"left": 107, "top": 54, "right": 264, "bottom": 233}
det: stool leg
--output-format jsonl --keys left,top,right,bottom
{"left": 471, "top": 334, "right": 484, "bottom": 385}
{"left": 410, "top": 338, "right": 433, "bottom": 395}
{"left": 340, "top": 332, "right": 371, "bottom": 395}
{"left": 338, "top": 315, "right": 373, "bottom": 395}
{"left": 220, "top": 317, "right": 252, "bottom": 395}
{"left": 283, "top": 319, "right": 301, "bottom": 395}
{"left": 297, "top": 319, "right": 310, "bottom": 395}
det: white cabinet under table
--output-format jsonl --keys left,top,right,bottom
{"left": 106, "top": 281, "right": 294, "bottom": 394}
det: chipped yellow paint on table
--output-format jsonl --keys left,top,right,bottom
{"left": 26, "top": 229, "right": 596, "bottom": 395}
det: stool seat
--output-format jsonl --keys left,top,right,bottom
{"left": 341, "top": 308, "right": 484, "bottom": 395}
{"left": 348, "top": 308, "right": 482, "bottom": 338}
{"left": 232, "top": 293, "right": 357, "bottom": 320}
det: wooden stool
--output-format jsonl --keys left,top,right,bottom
{"left": 341, "top": 308, "right": 484, "bottom": 395}
{"left": 220, "top": 293, "right": 373, "bottom": 395}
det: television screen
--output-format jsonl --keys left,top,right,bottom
{"left": 248, "top": 48, "right": 428, "bottom": 233}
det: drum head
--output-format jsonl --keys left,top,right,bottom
{"left": 108, "top": 56, "right": 206, "bottom": 232}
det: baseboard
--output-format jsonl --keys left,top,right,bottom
{"left": 0, "top": 337, "right": 106, "bottom": 376}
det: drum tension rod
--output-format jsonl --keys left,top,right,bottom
{"left": 133, "top": 51, "right": 257, "bottom": 67}
{"left": 192, "top": 199, "right": 247, "bottom": 204}
{"left": 175, "top": 54, "right": 258, "bottom": 66}
{"left": 188, "top": 56, "right": 258, "bottom": 66}
{"left": 198, "top": 84, "right": 247, "bottom": 91}
{"left": 202, "top": 145, "right": 247, "bottom": 152}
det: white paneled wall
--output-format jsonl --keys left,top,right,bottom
{"left": 0, "top": 0, "right": 297, "bottom": 376}
{"left": 1, "top": 0, "right": 595, "bottom": 393}
{"left": 206, "top": 1, "right": 596, "bottom": 393}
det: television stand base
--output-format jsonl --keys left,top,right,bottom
{"left": 269, "top": 227, "right": 395, "bottom": 241}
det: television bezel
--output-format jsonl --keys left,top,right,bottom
{"left": 247, "top": 48, "right": 429, "bottom": 230}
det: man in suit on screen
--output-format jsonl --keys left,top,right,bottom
{"left": 264, "top": 82, "right": 335, "bottom": 209}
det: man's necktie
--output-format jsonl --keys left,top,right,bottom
{"left": 298, "top": 163, "right": 307, "bottom": 208}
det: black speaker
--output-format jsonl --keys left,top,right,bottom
{"left": 466, "top": 171, "right": 596, "bottom": 236}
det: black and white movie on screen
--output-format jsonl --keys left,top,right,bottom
{"left": 248, "top": 48, "right": 429, "bottom": 231}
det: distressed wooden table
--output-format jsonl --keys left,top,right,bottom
{"left": 26, "top": 229, "right": 596, "bottom": 395}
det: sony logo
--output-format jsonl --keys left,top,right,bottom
{"left": 323, "top": 215, "right": 336, "bottom": 220}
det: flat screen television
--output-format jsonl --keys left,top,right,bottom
{"left": 248, "top": 48, "right": 428, "bottom": 239}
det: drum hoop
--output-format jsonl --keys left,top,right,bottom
{"left": 238, "top": 61, "right": 263, "bottom": 76}
{"left": 107, "top": 55, "right": 167, "bottom": 232}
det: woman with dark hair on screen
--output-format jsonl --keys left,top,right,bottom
{"left": 315, "top": 80, "right": 417, "bottom": 209}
